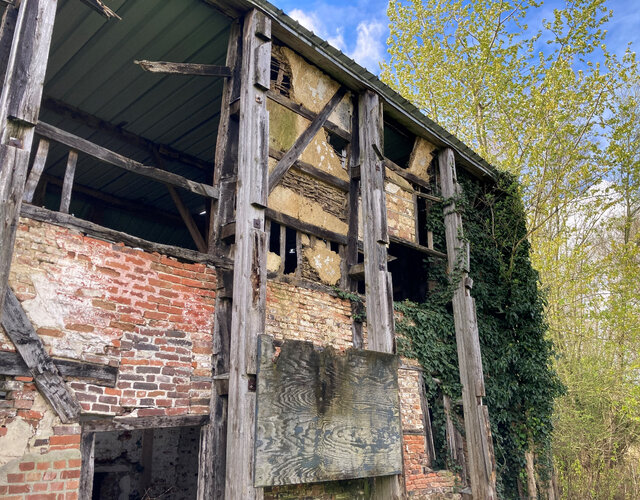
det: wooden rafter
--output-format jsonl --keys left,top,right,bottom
{"left": 1, "top": 289, "right": 81, "bottom": 423}
{"left": 78, "top": 0, "right": 120, "bottom": 20}
{"left": 135, "top": 60, "right": 231, "bottom": 77}
{"left": 268, "top": 86, "right": 348, "bottom": 193}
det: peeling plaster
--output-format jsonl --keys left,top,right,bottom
{"left": 303, "top": 239, "right": 341, "bottom": 286}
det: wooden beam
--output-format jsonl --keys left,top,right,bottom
{"left": 359, "top": 90, "right": 402, "bottom": 499}
{"left": 20, "top": 203, "right": 233, "bottom": 269}
{"left": 22, "top": 137, "right": 49, "bottom": 202}
{"left": 225, "top": 10, "right": 270, "bottom": 499}
{"left": 166, "top": 184, "right": 207, "bottom": 253}
{"left": 265, "top": 208, "right": 347, "bottom": 245}
{"left": 135, "top": 59, "right": 231, "bottom": 77}
{"left": 1, "top": 288, "right": 81, "bottom": 423}
{"left": 266, "top": 90, "right": 351, "bottom": 142}
{"left": 35, "top": 121, "right": 218, "bottom": 199}
{"left": 439, "top": 148, "right": 497, "bottom": 500}
{"left": 268, "top": 147, "right": 349, "bottom": 191}
{"left": 0, "top": 0, "right": 57, "bottom": 320}
{"left": 199, "top": 18, "right": 243, "bottom": 500}
{"left": 0, "top": 351, "right": 118, "bottom": 386}
{"left": 384, "top": 157, "right": 438, "bottom": 197}
{"left": 80, "top": 414, "right": 209, "bottom": 432}
{"left": 0, "top": 1, "right": 18, "bottom": 83}
{"left": 389, "top": 235, "right": 446, "bottom": 260}
{"left": 78, "top": 432, "right": 95, "bottom": 500}
{"left": 59, "top": 149, "right": 78, "bottom": 214}
{"left": 78, "top": 0, "right": 120, "bottom": 20}
{"left": 42, "top": 96, "right": 211, "bottom": 172}
{"left": 268, "top": 86, "right": 347, "bottom": 193}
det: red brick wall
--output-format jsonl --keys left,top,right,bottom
{"left": 1, "top": 218, "right": 216, "bottom": 499}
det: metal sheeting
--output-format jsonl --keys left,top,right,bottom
{"left": 36, "top": 0, "right": 231, "bottom": 248}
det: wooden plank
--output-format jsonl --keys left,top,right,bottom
{"left": 1, "top": 288, "right": 81, "bottom": 423}
{"left": 265, "top": 208, "right": 347, "bottom": 245}
{"left": 80, "top": 414, "right": 209, "bottom": 432}
{"left": 59, "top": 149, "right": 78, "bottom": 214}
{"left": 134, "top": 59, "right": 231, "bottom": 77}
{"left": 268, "top": 86, "right": 347, "bottom": 193}
{"left": 439, "top": 148, "right": 497, "bottom": 500}
{"left": 383, "top": 157, "right": 438, "bottom": 196}
{"left": 225, "top": 10, "right": 270, "bottom": 500}
{"left": 35, "top": 121, "right": 219, "bottom": 199}
{"left": 418, "top": 371, "right": 436, "bottom": 466}
{"left": 358, "top": 90, "right": 402, "bottom": 499}
{"left": 254, "top": 335, "right": 402, "bottom": 486}
{"left": 266, "top": 90, "right": 351, "bottom": 142}
{"left": 42, "top": 96, "right": 211, "bottom": 172}
{"left": 0, "top": 351, "right": 118, "bottom": 386}
{"left": 0, "top": 1, "right": 18, "bottom": 83}
{"left": 78, "top": 0, "right": 120, "bottom": 20}
{"left": 78, "top": 432, "right": 95, "bottom": 500}
{"left": 0, "top": 144, "right": 28, "bottom": 315}
{"left": 268, "top": 147, "right": 349, "bottom": 192}
{"left": 389, "top": 235, "right": 446, "bottom": 259}
{"left": 22, "top": 138, "right": 49, "bottom": 202}
{"left": 166, "top": 184, "right": 207, "bottom": 253}
{"left": 20, "top": 203, "right": 232, "bottom": 269}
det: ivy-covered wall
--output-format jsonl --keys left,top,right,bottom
{"left": 396, "top": 171, "right": 564, "bottom": 498}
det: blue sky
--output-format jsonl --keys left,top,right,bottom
{"left": 274, "top": 0, "right": 640, "bottom": 74}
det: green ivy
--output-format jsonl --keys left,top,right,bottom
{"left": 395, "top": 171, "right": 564, "bottom": 497}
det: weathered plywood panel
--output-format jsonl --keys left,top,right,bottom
{"left": 254, "top": 335, "right": 402, "bottom": 487}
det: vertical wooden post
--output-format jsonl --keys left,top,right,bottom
{"left": 78, "top": 431, "right": 95, "bottom": 500}
{"left": 198, "top": 18, "right": 242, "bottom": 500}
{"left": 358, "top": 89, "right": 402, "bottom": 499}
{"left": 438, "top": 148, "right": 497, "bottom": 500}
{"left": 22, "top": 137, "right": 49, "bottom": 203}
{"left": 224, "top": 9, "right": 270, "bottom": 500}
{"left": 59, "top": 149, "right": 78, "bottom": 214}
{"left": 0, "top": 0, "right": 57, "bottom": 318}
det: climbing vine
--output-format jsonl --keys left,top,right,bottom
{"left": 396, "top": 171, "right": 564, "bottom": 497}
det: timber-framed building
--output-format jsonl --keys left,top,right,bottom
{"left": 0, "top": 0, "right": 499, "bottom": 498}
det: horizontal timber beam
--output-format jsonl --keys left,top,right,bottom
{"left": 265, "top": 208, "right": 347, "bottom": 245}
{"left": 268, "top": 147, "right": 349, "bottom": 191}
{"left": 388, "top": 235, "right": 446, "bottom": 259}
{"left": 42, "top": 96, "right": 211, "bottom": 172}
{"left": 135, "top": 60, "right": 231, "bottom": 77}
{"left": 0, "top": 351, "right": 118, "bottom": 386}
{"left": 35, "top": 121, "right": 218, "bottom": 199}
{"left": 80, "top": 414, "right": 209, "bottom": 432}
{"left": 20, "top": 204, "right": 232, "bottom": 269}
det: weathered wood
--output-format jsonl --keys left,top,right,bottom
{"left": 166, "top": 184, "right": 207, "bottom": 253}
{"left": 80, "top": 414, "right": 209, "bottom": 432}
{"left": 383, "top": 157, "right": 439, "bottom": 197}
{"left": 389, "top": 234, "right": 447, "bottom": 259}
{"left": 265, "top": 208, "right": 347, "bottom": 246}
{"left": 59, "top": 149, "right": 77, "bottom": 214}
{"left": 418, "top": 372, "right": 436, "bottom": 466}
{"left": 134, "top": 59, "right": 231, "bottom": 77}
{"left": 22, "top": 138, "right": 49, "bottom": 202}
{"left": 525, "top": 450, "right": 537, "bottom": 499}
{"left": 268, "top": 147, "right": 349, "bottom": 192}
{"left": 35, "top": 121, "right": 219, "bottom": 199}
{"left": 20, "top": 204, "right": 232, "bottom": 269}
{"left": 42, "top": 96, "right": 211, "bottom": 172}
{"left": 78, "top": 432, "right": 95, "bottom": 500}
{"left": 0, "top": 351, "right": 118, "bottom": 386}
{"left": 266, "top": 90, "right": 351, "bottom": 142}
{"left": 199, "top": 18, "right": 242, "bottom": 500}
{"left": 358, "top": 90, "right": 402, "bottom": 498}
{"left": 439, "top": 148, "right": 497, "bottom": 500}
{"left": 225, "top": 10, "right": 270, "bottom": 500}
{"left": 268, "top": 86, "right": 347, "bottom": 193}
{"left": 443, "top": 394, "right": 468, "bottom": 484}
{"left": 0, "top": 0, "right": 57, "bottom": 320}
{"left": 78, "top": 0, "right": 120, "bottom": 20}
{"left": 0, "top": 1, "right": 18, "bottom": 83}
{"left": 254, "top": 335, "right": 402, "bottom": 486}
{"left": 1, "top": 288, "right": 81, "bottom": 423}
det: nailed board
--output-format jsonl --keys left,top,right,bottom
{"left": 254, "top": 335, "right": 402, "bottom": 486}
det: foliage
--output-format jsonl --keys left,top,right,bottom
{"left": 396, "top": 172, "right": 563, "bottom": 497}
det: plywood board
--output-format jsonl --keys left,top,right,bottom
{"left": 254, "top": 335, "right": 402, "bottom": 487}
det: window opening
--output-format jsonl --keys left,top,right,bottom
{"left": 283, "top": 227, "right": 298, "bottom": 274}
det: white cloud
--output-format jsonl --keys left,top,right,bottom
{"left": 289, "top": 8, "right": 322, "bottom": 35}
{"left": 349, "top": 20, "right": 386, "bottom": 72}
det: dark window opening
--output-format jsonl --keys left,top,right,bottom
{"left": 330, "top": 241, "right": 340, "bottom": 254}
{"left": 383, "top": 118, "right": 415, "bottom": 169}
{"left": 417, "top": 196, "right": 429, "bottom": 248}
{"left": 269, "top": 222, "right": 281, "bottom": 254}
{"left": 270, "top": 46, "right": 293, "bottom": 98}
{"left": 388, "top": 242, "right": 430, "bottom": 302}
{"left": 283, "top": 227, "right": 298, "bottom": 274}
{"left": 327, "top": 132, "right": 349, "bottom": 169}
{"left": 92, "top": 426, "right": 200, "bottom": 500}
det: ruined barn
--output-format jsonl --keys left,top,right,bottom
{"left": 0, "top": 0, "right": 502, "bottom": 498}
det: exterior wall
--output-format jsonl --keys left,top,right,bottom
{"left": 0, "top": 218, "right": 216, "bottom": 499}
